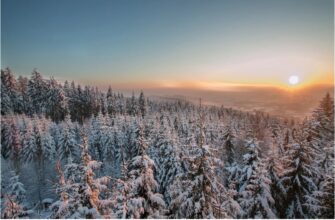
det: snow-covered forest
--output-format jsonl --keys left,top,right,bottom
{"left": 1, "top": 68, "right": 334, "bottom": 219}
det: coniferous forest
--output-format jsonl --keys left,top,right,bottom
{"left": 1, "top": 68, "right": 334, "bottom": 219}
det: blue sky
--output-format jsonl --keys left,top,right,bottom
{"left": 1, "top": 0, "right": 333, "bottom": 88}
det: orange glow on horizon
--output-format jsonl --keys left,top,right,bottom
{"left": 76, "top": 71, "right": 333, "bottom": 92}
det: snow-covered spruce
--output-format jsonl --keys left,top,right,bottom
{"left": 279, "top": 127, "right": 320, "bottom": 218}
{"left": 1, "top": 171, "right": 28, "bottom": 218}
{"left": 169, "top": 108, "right": 230, "bottom": 218}
{"left": 50, "top": 138, "right": 112, "bottom": 218}
{"left": 114, "top": 123, "right": 166, "bottom": 218}
{"left": 237, "top": 135, "right": 277, "bottom": 218}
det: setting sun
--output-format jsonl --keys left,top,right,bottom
{"left": 289, "top": 75, "right": 300, "bottom": 85}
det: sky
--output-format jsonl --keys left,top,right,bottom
{"left": 1, "top": 0, "right": 334, "bottom": 90}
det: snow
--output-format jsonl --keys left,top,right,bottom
{"left": 42, "top": 198, "right": 53, "bottom": 204}
{"left": 1, "top": 70, "right": 333, "bottom": 219}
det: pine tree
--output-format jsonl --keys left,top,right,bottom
{"left": 124, "top": 120, "right": 145, "bottom": 161}
{"left": 45, "top": 78, "right": 68, "bottom": 122}
{"left": 304, "top": 93, "right": 334, "bottom": 218}
{"left": 88, "top": 114, "right": 105, "bottom": 162}
{"left": 17, "top": 76, "right": 31, "bottom": 115}
{"left": 266, "top": 152, "right": 285, "bottom": 217}
{"left": 0, "top": 89, "right": 11, "bottom": 116}
{"left": 78, "top": 85, "right": 94, "bottom": 122}
{"left": 237, "top": 134, "right": 277, "bottom": 218}
{"left": 7, "top": 171, "right": 26, "bottom": 204}
{"left": 264, "top": 129, "right": 287, "bottom": 216}
{"left": 1, "top": 118, "right": 22, "bottom": 173}
{"left": 103, "top": 126, "right": 123, "bottom": 177}
{"left": 223, "top": 125, "right": 235, "bottom": 165}
{"left": 1, "top": 79, "right": 14, "bottom": 115}
{"left": 106, "top": 86, "right": 116, "bottom": 116}
{"left": 317, "top": 92, "right": 334, "bottom": 120}
{"left": 21, "top": 119, "right": 54, "bottom": 204}
{"left": 1, "top": 171, "right": 27, "bottom": 218}
{"left": 99, "top": 92, "right": 107, "bottom": 115}
{"left": 27, "top": 70, "right": 48, "bottom": 114}
{"left": 103, "top": 126, "right": 115, "bottom": 163}
{"left": 71, "top": 84, "right": 85, "bottom": 123}
{"left": 50, "top": 139, "right": 112, "bottom": 218}
{"left": 116, "top": 93, "right": 125, "bottom": 115}
{"left": 138, "top": 91, "right": 147, "bottom": 118}
{"left": 67, "top": 81, "right": 77, "bottom": 121}
{"left": 169, "top": 145, "right": 229, "bottom": 218}
{"left": 58, "top": 117, "right": 80, "bottom": 162}
{"left": 279, "top": 126, "right": 320, "bottom": 218}
{"left": 169, "top": 104, "right": 228, "bottom": 218}
{"left": 110, "top": 162, "right": 130, "bottom": 218}
{"left": 306, "top": 173, "right": 334, "bottom": 218}
{"left": 49, "top": 122, "right": 62, "bottom": 156}
{"left": 150, "top": 118, "right": 183, "bottom": 203}
{"left": 123, "top": 123, "right": 166, "bottom": 218}
{"left": 310, "top": 93, "right": 334, "bottom": 175}
{"left": 1, "top": 68, "right": 20, "bottom": 114}
{"left": 127, "top": 92, "right": 138, "bottom": 116}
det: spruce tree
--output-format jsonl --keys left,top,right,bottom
{"left": 27, "top": 70, "right": 48, "bottom": 114}
{"left": 1, "top": 118, "right": 22, "bottom": 173}
{"left": 106, "top": 86, "right": 116, "bottom": 116}
{"left": 123, "top": 123, "right": 166, "bottom": 218}
{"left": 138, "top": 91, "right": 147, "bottom": 118}
{"left": 58, "top": 116, "right": 80, "bottom": 162}
{"left": 223, "top": 125, "right": 235, "bottom": 165}
{"left": 237, "top": 134, "right": 277, "bottom": 218}
{"left": 169, "top": 104, "right": 228, "bottom": 218}
{"left": 151, "top": 120, "right": 183, "bottom": 203}
{"left": 1, "top": 68, "right": 20, "bottom": 114}
{"left": 279, "top": 126, "right": 320, "bottom": 218}
{"left": 45, "top": 78, "right": 68, "bottom": 122}
{"left": 50, "top": 139, "right": 112, "bottom": 218}
{"left": 1, "top": 171, "right": 28, "bottom": 218}
{"left": 22, "top": 119, "right": 54, "bottom": 204}
{"left": 88, "top": 114, "right": 105, "bottom": 162}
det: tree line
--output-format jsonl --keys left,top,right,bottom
{"left": 1, "top": 69, "right": 334, "bottom": 218}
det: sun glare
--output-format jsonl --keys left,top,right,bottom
{"left": 288, "top": 75, "right": 299, "bottom": 85}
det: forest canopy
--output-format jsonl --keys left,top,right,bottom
{"left": 1, "top": 68, "right": 334, "bottom": 219}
